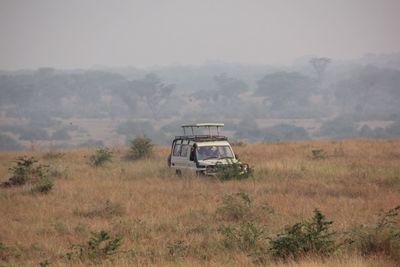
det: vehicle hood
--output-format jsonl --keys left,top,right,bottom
{"left": 198, "top": 158, "right": 240, "bottom": 166}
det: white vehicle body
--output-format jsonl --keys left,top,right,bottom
{"left": 168, "top": 123, "right": 247, "bottom": 176}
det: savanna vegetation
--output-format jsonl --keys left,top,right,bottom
{"left": 1, "top": 139, "right": 399, "bottom": 266}
{"left": 1, "top": 53, "right": 400, "bottom": 150}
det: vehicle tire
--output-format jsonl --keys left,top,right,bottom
{"left": 175, "top": 169, "right": 182, "bottom": 177}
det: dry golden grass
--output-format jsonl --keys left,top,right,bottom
{"left": 0, "top": 139, "right": 399, "bottom": 266}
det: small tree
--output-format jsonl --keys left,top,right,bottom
{"left": 66, "top": 230, "right": 122, "bottom": 263}
{"left": 1, "top": 156, "right": 54, "bottom": 193}
{"left": 269, "top": 209, "right": 337, "bottom": 260}
{"left": 129, "top": 135, "right": 153, "bottom": 160}
{"left": 89, "top": 148, "right": 113, "bottom": 166}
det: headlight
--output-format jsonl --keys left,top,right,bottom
{"left": 242, "top": 164, "right": 249, "bottom": 171}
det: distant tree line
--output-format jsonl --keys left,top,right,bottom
{"left": 1, "top": 54, "right": 400, "bottom": 149}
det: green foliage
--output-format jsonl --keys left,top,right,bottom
{"left": 89, "top": 147, "right": 112, "bottom": 166}
{"left": 31, "top": 176, "right": 54, "bottom": 193}
{"left": 269, "top": 209, "right": 337, "bottom": 260}
{"left": 66, "top": 230, "right": 122, "bottom": 263}
{"left": 1, "top": 156, "right": 54, "bottom": 193}
{"left": 219, "top": 222, "right": 267, "bottom": 251}
{"left": 311, "top": 149, "right": 327, "bottom": 159}
{"left": 129, "top": 135, "right": 153, "bottom": 160}
{"left": 8, "top": 156, "right": 38, "bottom": 185}
{"left": 348, "top": 205, "right": 400, "bottom": 262}
{"left": 215, "top": 160, "right": 252, "bottom": 181}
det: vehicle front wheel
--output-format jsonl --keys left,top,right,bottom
{"left": 175, "top": 169, "right": 182, "bottom": 177}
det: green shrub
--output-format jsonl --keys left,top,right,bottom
{"left": 215, "top": 160, "right": 252, "bottom": 181}
{"left": 31, "top": 176, "right": 54, "bottom": 193}
{"left": 128, "top": 135, "right": 153, "bottom": 160}
{"left": 66, "top": 230, "right": 122, "bottom": 263}
{"left": 3, "top": 156, "right": 38, "bottom": 186}
{"left": 348, "top": 205, "right": 400, "bottom": 262}
{"left": 89, "top": 147, "right": 112, "bottom": 166}
{"left": 269, "top": 209, "right": 337, "bottom": 260}
{"left": 1, "top": 157, "right": 54, "bottom": 193}
{"left": 219, "top": 222, "right": 267, "bottom": 251}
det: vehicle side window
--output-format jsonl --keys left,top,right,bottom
{"left": 173, "top": 144, "right": 181, "bottom": 157}
{"left": 180, "top": 145, "right": 189, "bottom": 157}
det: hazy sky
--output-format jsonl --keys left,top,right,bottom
{"left": 0, "top": 0, "right": 399, "bottom": 70}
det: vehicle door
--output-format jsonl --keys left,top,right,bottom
{"left": 180, "top": 143, "right": 197, "bottom": 175}
{"left": 171, "top": 140, "right": 183, "bottom": 170}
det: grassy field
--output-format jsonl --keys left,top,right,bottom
{"left": 0, "top": 139, "right": 399, "bottom": 266}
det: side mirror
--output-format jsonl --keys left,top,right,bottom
{"left": 235, "top": 153, "right": 239, "bottom": 160}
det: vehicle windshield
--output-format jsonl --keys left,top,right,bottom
{"left": 196, "top": 145, "right": 234, "bottom": 160}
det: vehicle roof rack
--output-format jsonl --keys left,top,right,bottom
{"left": 181, "top": 123, "right": 224, "bottom": 136}
{"left": 175, "top": 123, "right": 227, "bottom": 142}
{"left": 174, "top": 135, "right": 228, "bottom": 142}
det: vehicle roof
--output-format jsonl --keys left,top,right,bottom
{"left": 196, "top": 141, "right": 231, "bottom": 147}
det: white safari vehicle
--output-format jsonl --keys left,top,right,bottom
{"left": 167, "top": 123, "right": 249, "bottom": 176}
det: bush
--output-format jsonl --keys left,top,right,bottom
{"left": 66, "top": 230, "right": 122, "bottom": 263}
{"left": 3, "top": 156, "right": 39, "bottom": 186}
{"left": 1, "top": 156, "right": 55, "bottom": 193}
{"left": 215, "top": 160, "right": 252, "bottom": 181}
{"left": 219, "top": 222, "right": 267, "bottom": 251}
{"left": 348, "top": 205, "right": 400, "bottom": 262}
{"left": 2, "top": 156, "right": 51, "bottom": 187}
{"left": 269, "top": 209, "right": 337, "bottom": 260}
{"left": 128, "top": 135, "right": 153, "bottom": 160}
{"left": 89, "top": 147, "right": 112, "bottom": 166}
{"left": 31, "top": 176, "right": 54, "bottom": 193}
